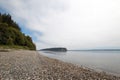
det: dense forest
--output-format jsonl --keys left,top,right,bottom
{"left": 40, "top": 47, "right": 67, "bottom": 52}
{"left": 0, "top": 13, "right": 36, "bottom": 50}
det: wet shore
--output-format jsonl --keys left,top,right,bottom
{"left": 0, "top": 50, "right": 120, "bottom": 80}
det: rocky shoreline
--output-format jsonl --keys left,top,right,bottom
{"left": 0, "top": 50, "right": 120, "bottom": 80}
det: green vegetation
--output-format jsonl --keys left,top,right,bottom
{"left": 0, "top": 13, "right": 36, "bottom": 50}
{"left": 0, "top": 45, "right": 29, "bottom": 50}
{"left": 40, "top": 47, "right": 67, "bottom": 52}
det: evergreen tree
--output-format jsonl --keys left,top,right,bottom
{"left": 0, "top": 13, "right": 36, "bottom": 50}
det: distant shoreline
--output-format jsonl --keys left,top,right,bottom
{"left": 69, "top": 49, "right": 120, "bottom": 51}
{"left": 0, "top": 50, "right": 120, "bottom": 79}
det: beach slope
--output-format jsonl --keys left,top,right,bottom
{"left": 0, "top": 50, "right": 120, "bottom": 80}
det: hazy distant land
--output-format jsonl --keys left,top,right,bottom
{"left": 69, "top": 49, "right": 120, "bottom": 51}
{"left": 40, "top": 47, "right": 67, "bottom": 52}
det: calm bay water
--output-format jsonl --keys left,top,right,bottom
{"left": 39, "top": 51, "right": 120, "bottom": 75}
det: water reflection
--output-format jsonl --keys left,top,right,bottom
{"left": 40, "top": 51, "right": 120, "bottom": 75}
{"left": 41, "top": 51, "right": 67, "bottom": 55}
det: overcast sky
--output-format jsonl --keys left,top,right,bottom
{"left": 0, "top": 0, "right": 120, "bottom": 50}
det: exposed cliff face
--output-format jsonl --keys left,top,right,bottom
{"left": 40, "top": 47, "right": 67, "bottom": 52}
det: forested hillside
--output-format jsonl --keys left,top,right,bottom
{"left": 0, "top": 13, "right": 36, "bottom": 50}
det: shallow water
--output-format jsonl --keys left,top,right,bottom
{"left": 39, "top": 51, "right": 120, "bottom": 75}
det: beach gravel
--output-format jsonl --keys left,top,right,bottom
{"left": 0, "top": 50, "right": 120, "bottom": 80}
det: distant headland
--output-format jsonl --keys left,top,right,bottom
{"left": 69, "top": 49, "right": 120, "bottom": 51}
{"left": 40, "top": 47, "right": 67, "bottom": 52}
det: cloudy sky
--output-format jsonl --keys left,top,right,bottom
{"left": 0, "top": 0, "right": 120, "bottom": 50}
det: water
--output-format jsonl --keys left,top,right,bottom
{"left": 39, "top": 51, "right": 120, "bottom": 75}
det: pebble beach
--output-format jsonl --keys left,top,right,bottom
{"left": 0, "top": 50, "right": 120, "bottom": 80}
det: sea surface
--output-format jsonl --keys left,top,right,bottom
{"left": 39, "top": 51, "right": 120, "bottom": 75}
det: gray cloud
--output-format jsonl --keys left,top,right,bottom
{"left": 0, "top": 0, "right": 120, "bottom": 49}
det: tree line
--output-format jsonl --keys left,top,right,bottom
{"left": 0, "top": 13, "right": 36, "bottom": 50}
